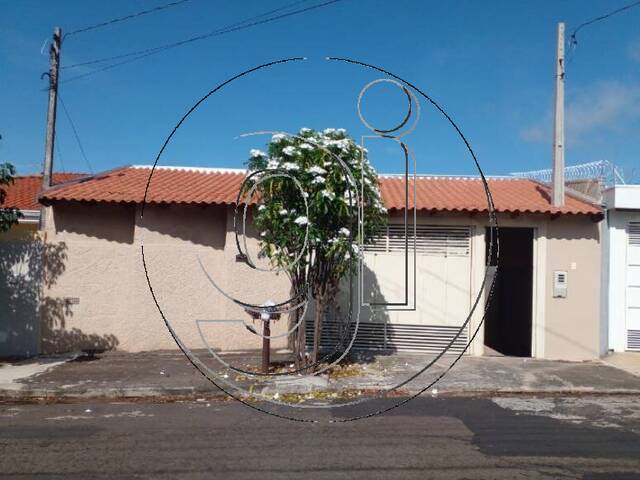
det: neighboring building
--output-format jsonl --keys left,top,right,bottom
{"left": 0, "top": 173, "right": 86, "bottom": 357}
{"left": 602, "top": 185, "right": 640, "bottom": 353}
{"left": 37, "top": 165, "right": 604, "bottom": 361}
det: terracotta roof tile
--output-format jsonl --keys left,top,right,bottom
{"left": 39, "top": 166, "right": 602, "bottom": 217}
{"left": 2, "top": 173, "right": 88, "bottom": 210}
{"left": 380, "top": 176, "right": 601, "bottom": 216}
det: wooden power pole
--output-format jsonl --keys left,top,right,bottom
{"left": 42, "top": 27, "right": 62, "bottom": 192}
{"left": 552, "top": 22, "right": 565, "bottom": 207}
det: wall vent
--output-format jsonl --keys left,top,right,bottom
{"left": 305, "top": 319, "right": 469, "bottom": 354}
{"left": 364, "top": 225, "right": 471, "bottom": 257}
{"left": 627, "top": 329, "right": 640, "bottom": 351}
{"left": 629, "top": 222, "right": 640, "bottom": 247}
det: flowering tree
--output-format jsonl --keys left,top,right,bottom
{"left": 0, "top": 162, "right": 20, "bottom": 233}
{"left": 245, "top": 128, "right": 387, "bottom": 366}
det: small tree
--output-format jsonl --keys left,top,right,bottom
{"left": 245, "top": 128, "right": 387, "bottom": 366}
{"left": 0, "top": 162, "right": 21, "bottom": 232}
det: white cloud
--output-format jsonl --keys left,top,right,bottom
{"left": 520, "top": 80, "right": 640, "bottom": 145}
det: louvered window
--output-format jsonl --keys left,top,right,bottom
{"left": 364, "top": 225, "right": 471, "bottom": 257}
{"left": 629, "top": 222, "right": 640, "bottom": 247}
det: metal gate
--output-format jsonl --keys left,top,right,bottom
{"left": 626, "top": 222, "right": 640, "bottom": 351}
{"left": 306, "top": 224, "right": 473, "bottom": 354}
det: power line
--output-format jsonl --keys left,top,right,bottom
{"left": 62, "top": 0, "right": 311, "bottom": 70}
{"left": 60, "top": 0, "right": 342, "bottom": 84}
{"left": 569, "top": 0, "right": 640, "bottom": 48}
{"left": 65, "top": 0, "right": 193, "bottom": 38}
{"left": 55, "top": 136, "right": 66, "bottom": 173}
{"left": 58, "top": 94, "right": 94, "bottom": 174}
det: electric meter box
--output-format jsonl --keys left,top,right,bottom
{"left": 553, "top": 270, "right": 568, "bottom": 298}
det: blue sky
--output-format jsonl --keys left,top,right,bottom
{"left": 1, "top": 0, "right": 639, "bottom": 178}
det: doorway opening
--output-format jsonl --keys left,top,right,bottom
{"left": 485, "top": 227, "right": 533, "bottom": 357}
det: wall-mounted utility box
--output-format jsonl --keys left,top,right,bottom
{"left": 553, "top": 271, "right": 568, "bottom": 298}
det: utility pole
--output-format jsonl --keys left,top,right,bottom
{"left": 42, "top": 27, "right": 62, "bottom": 192}
{"left": 552, "top": 22, "right": 565, "bottom": 207}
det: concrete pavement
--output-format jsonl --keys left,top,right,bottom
{"left": 2, "top": 350, "right": 640, "bottom": 402}
{"left": 602, "top": 352, "right": 640, "bottom": 377}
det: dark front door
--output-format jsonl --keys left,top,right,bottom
{"left": 485, "top": 227, "right": 533, "bottom": 357}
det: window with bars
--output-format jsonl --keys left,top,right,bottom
{"left": 363, "top": 224, "right": 471, "bottom": 257}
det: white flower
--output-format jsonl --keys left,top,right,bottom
{"left": 336, "top": 128, "right": 346, "bottom": 134}
{"left": 250, "top": 149, "right": 265, "bottom": 158}
{"left": 308, "top": 165, "right": 326, "bottom": 175}
{"left": 352, "top": 244, "right": 360, "bottom": 254}
{"left": 344, "top": 252, "right": 351, "bottom": 260}
{"left": 283, "top": 146, "right": 298, "bottom": 156}
{"left": 282, "top": 162, "right": 300, "bottom": 170}
{"left": 311, "top": 176, "right": 325, "bottom": 184}
{"left": 258, "top": 205, "right": 266, "bottom": 211}
{"left": 321, "top": 190, "right": 335, "bottom": 200}
{"left": 301, "top": 192, "right": 309, "bottom": 198}
{"left": 260, "top": 231, "right": 268, "bottom": 237}
{"left": 267, "top": 158, "right": 280, "bottom": 169}
{"left": 279, "top": 209, "right": 288, "bottom": 215}
{"left": 272, "top": 133, "right": 287, "bottom": 142}
{"left": 379, "top": 206, "right": 388, "bottom": 213}
{"left": 299, "top": 143, "right": 314, "bottom": 151}
{"left": 299, "top": 127, "right": 312, "bottom": 134}
{"left": 294, "top": 216, "right": 309, "bottom": 226}
{"left": 323, "top": 128, "right": 336, "bottom": 135}
{"left": 339, "top": 227, "right": 350, "bottom": 236}
{"left": 325, "top": 139, "right": 350, "bottom": 151}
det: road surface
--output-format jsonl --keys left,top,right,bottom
{"left": 1, "top": 396, "right": 640, "bottom": 479}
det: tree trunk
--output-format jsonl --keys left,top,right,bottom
{"left": 292, "top": 305, "right": 306, "bottom": 369}
{"left": 289, "top": 280, "right": 306, "bottom": 369}
{"left": 312, "top": 295, "right": 325, "bottom": 364}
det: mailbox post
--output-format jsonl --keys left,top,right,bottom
{"left": 246, "top": 300, "right": 280, "bottom": 373}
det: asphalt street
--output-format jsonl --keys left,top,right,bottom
{"left": 1, "top": 396, "right": 640, "bottom": 479}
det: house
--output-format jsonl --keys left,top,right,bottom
{"left": 602, "top": 185, "right": 640, "bottom": 353}
{"left": 0, "top": 173, "right": 86, "bottom": 357}
{"left": 35, "top": 165, "right": 604, "bottom": 361}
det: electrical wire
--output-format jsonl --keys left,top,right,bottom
{"left": 569, "top": 0, "right": 640, "bottom": 48}
{"left": 60, "top": 0, "right": 343, "bottom": 84}
{"left": 55, "top": 136, "right": 66, "bottom": 173}
{"left": 62, "top": 0, "right": 311, "bottom": 70}
{"left": 58, "top": 95, "right": 94, "bottom": 174}
{"left": 65, "top": 0, "right": 193, "bottom": 38}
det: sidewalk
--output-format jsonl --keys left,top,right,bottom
{"left": 2, "top": 350, "right": 640, "bottom": 402}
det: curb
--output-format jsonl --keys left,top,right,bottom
{"left": 2, "top": 387, "right": 640, "bottom": 404}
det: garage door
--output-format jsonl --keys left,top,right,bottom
{"left": 627, "top": 222, "right": 640, "bottom": 351}
{"left": 309, "top": 224, "right": 473, "bottom": 354}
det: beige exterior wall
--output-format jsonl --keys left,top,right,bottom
{"left": 39, "top": 202, "right": 602, "bottom": 361}
{"left": 41, "top": 203, "right": 291, "bottom": 354}
{"left": 544, "top": 216, "right": 601, "bottom": 360}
